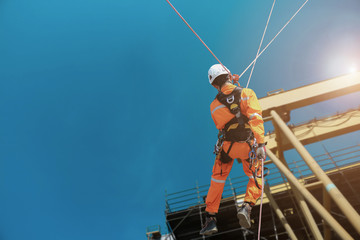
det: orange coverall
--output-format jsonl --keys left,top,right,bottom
{"left": 205, "top": 84, "right": 265, "bottom": 213}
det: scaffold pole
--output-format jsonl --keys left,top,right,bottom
{"left": 266, "top": 149, "right": 353, "bottom": 240}
{"left": 264, "top": 184, "right": 298, "bottom": 240}
{"left": 271, "top": 110, "right": 360, "bottom": 235}
{"left": 196, "top": 181, "right": 206, "bottom": 240}
{"left": 273, "top": 121, "right": 322, "bottom": 239}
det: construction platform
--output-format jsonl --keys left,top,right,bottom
{"left": 164, "top": 144, "right": 360, "bottom": 240}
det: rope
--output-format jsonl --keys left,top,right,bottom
{"left": 239, "top": 0, "right": 309, "bottom": 80}
{"left": 246, "top": 0, "right": 276, "bottom": 89}
{"left": 165, "top": 0, "right": 231, "bottom": 76}
{"left": 166, "top": 0, "right": 308, "bottom": 83}
{"left": 257, "top": 158, "right": 265, "bottom": 240}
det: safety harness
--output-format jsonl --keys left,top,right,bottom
{"left": 213, "top": 86, "right": 268, "bottom": 188}
{"left": 213, "top": 87, "right": 253, "bottom": 160}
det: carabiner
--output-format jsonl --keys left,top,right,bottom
{"left": 249, "top": 148, "right": 257, "bottom": 160}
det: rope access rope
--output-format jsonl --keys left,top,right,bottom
{"left": 257, "top": 158, "right": 265, "bottom": 240}
{"left": 165, "top": 0, "right": 231, "bottom": 76}
{"left": 246, "top": 0, "right": 276, "bottom": 89}
{"left": 239, "top": 0, "right": 309, "bottom": 80}
{"left": 251, "top": 3, "right": 276, "bottom": 232}
{"left": 166, "top": 0, "right": 308, "bottom": 85}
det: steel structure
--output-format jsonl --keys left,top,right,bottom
{"left": 147, "top": 73, "right": 360, "bottom": 239}
{"left": 259, "top": 72, "right": 360, "bottom": 121}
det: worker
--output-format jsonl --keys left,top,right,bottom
{"left": 200, "top": 64, "right": 266, "bottom": 236}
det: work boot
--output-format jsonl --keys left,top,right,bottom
{"left": 237, "top": 202, "right": 253, "bottom": 228}
{"left": 199, "top": 214, "right": 218, "bottom": 236}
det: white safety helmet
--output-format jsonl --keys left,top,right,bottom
{"left": 208, "top": 64, "right": 230, "bottom": 85}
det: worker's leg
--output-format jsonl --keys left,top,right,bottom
{"left": 242, "top": 158, "right": 263, "bottom": 205}
{"left": 224, "top": 141, "right": 263, "bottom": 205}
{"left": 223, "top": 141, "right": 262, "bottom": 228}
{"left": 205, "top": 158, "right": 234, "bottom": 213}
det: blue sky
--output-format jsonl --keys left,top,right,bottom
{"left": 0, "top": 0, "right": 359, "bottom": 239}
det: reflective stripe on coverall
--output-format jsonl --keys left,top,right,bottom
{"left": 205, "top": 84, "right": 264, "bottom": 213}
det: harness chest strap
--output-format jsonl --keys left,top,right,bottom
{"left": 216, "top": 87, "right": 244, "bottom": 124}
{"left": 215, "top": 87, "right": 253, "bottom": 143}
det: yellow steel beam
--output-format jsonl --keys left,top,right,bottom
{"left": 259, "top": 72, "right": 360, "bottom": 120}
{"left": 265, "top": 109, "right": 360, "bottom": 152}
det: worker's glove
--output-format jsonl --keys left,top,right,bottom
{"left": 232, "top": 74, "right": 240, "bottom": 81}
{"left": 256, "top": 143, "right": 266, "bottom": 160}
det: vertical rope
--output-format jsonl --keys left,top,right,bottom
{"left": 238, "top": 0, "right": 309, "bottom": 80}
{"left": 246, "top": 0, "right": 276, "bottom": 88}
{"left": 269, "top": 197, "right": 279, "bottom": 240}
{"left": 257, "top": 159, "right": 265, "bottom": 240}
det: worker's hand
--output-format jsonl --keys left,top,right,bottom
{"left": 232, "top": 74, "right": 239, "bottom": 81}
{"left": 256, "top": 143, "right": 266, "bottom": 160}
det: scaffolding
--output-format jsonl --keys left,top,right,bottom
{"left": 147, "top": 73, "right": 360, "bottom": 239}
{"left": 164, "top": 144, "right": 360, "bottom": 239}
{"left": 146, "top": 225, "right": 162, "bottom": 240}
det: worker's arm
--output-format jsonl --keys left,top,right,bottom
{"left": 241, "top": 89, "right": 265, "bottom": 144}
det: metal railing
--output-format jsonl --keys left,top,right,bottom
{"left": 165, "top": 144, "right": 360, "bottom": 214}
